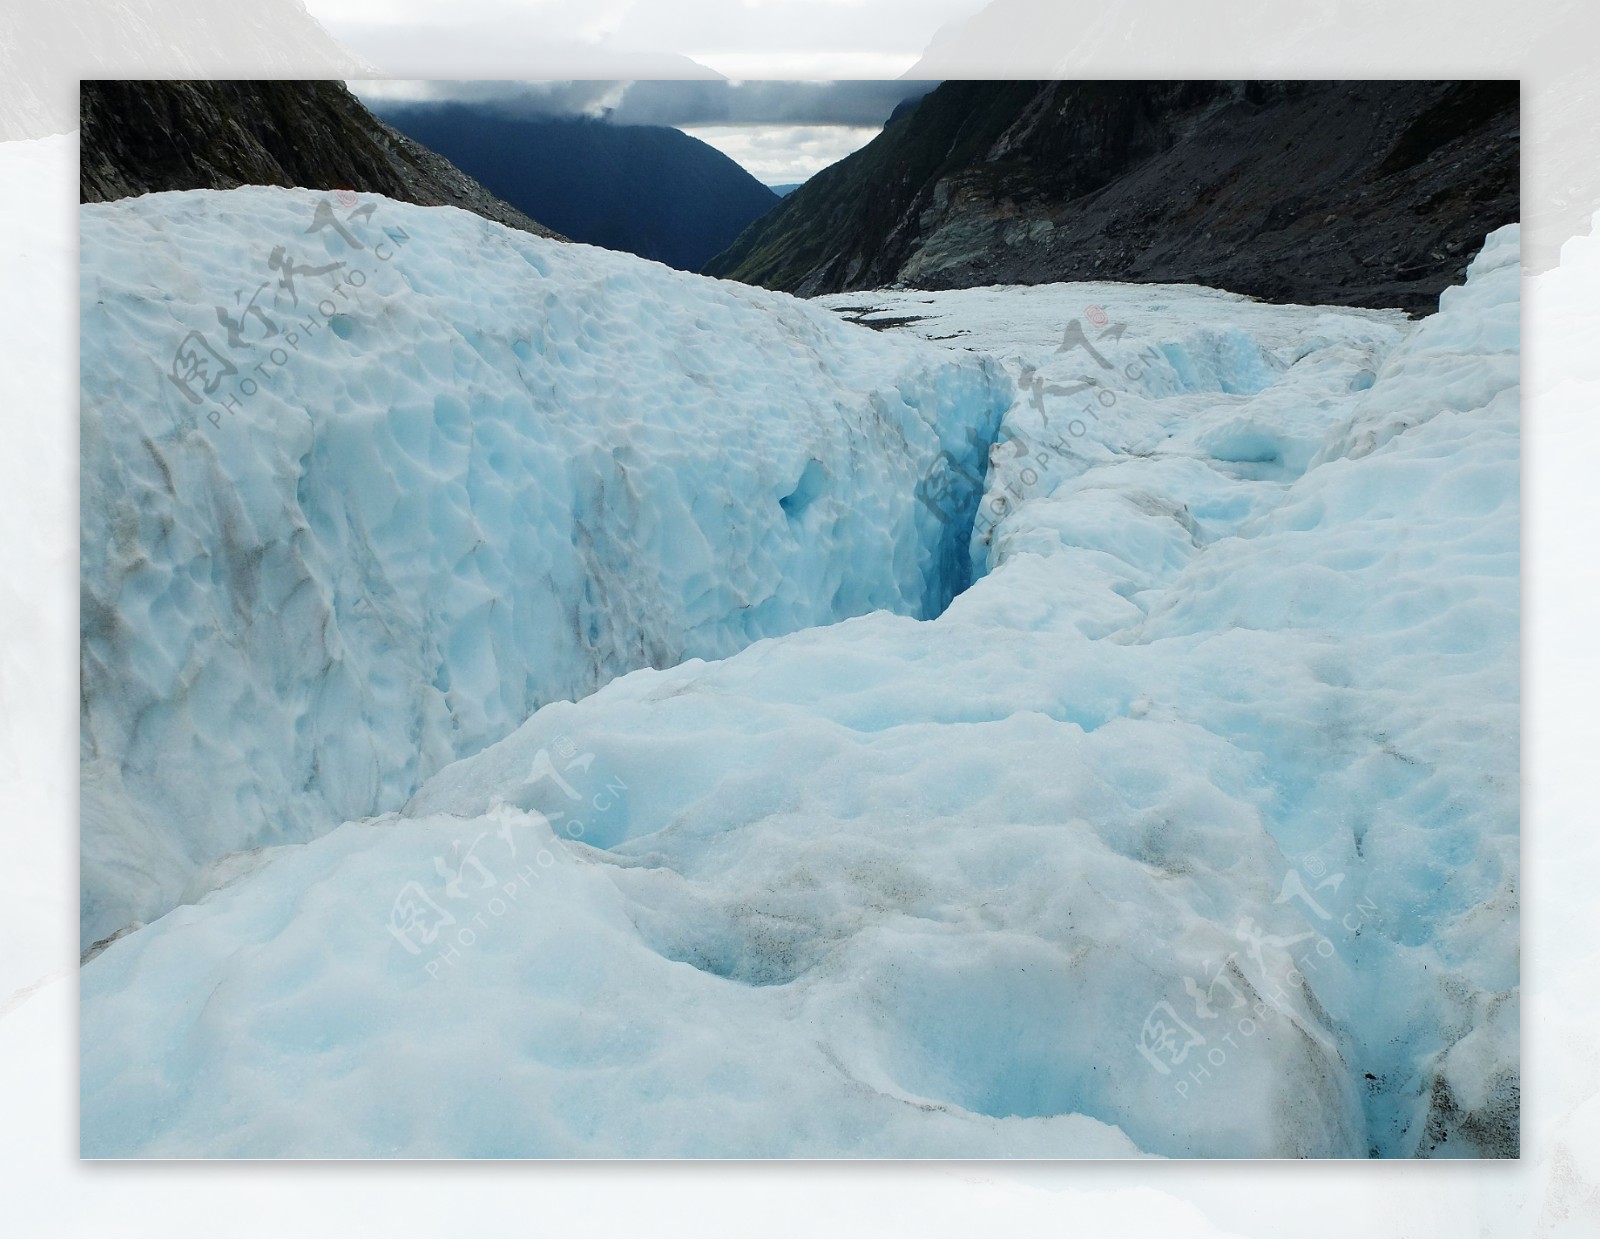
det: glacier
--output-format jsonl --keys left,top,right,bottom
{"left": 79, "top": 187, "right": 1518, "bottom": 1159}
{"left": 79, "top": 187, "right": 1011, "bottom": 947}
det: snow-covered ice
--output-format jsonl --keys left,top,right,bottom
{"left": 79, "top": 188, "right": 1010, "bottom": 947}
{"left": 80, "top": 188, "right": 1518, "bottom": 1158}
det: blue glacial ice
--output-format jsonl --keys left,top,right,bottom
{"left": 79, "top": 187, "right": 1011, "bottom": 946}
{"left": 79, "top": 188, "right": 1519, "bottom": 1159}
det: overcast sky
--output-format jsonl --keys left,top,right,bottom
{"left": 351, "top": 78, "right": 939, "bottom": 184}
{"left": 309, "top": 0, "right": 984, "bottom": 77}
{"left": 317, "top": 0, "right": 979, "bottom": 183}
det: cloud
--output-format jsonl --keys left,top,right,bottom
{"left": 680, "top": 123, "right": 883, "bottom": 184}
{"left": 350, "top": 74, "right": 941, "bottom": 189}
{"left": 312, "top": 0, "right": 984, "bottom": 74}
{"left": 355, "top": 78, "right": 937, "bottom": 129}
{"left": 613, "top": 79, "right": 935, "bottom": 127}
{"left": 354, "top": 79, "right": 634, "bottom": 118}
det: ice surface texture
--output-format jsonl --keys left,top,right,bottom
{"left": 80, "top": 190, "right": 1518, "bottom": 1158}
{"left": 79, "top": 188, "right": 1010, "bottom": 946}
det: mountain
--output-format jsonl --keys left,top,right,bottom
{"left": 903, "top": 0, "right": 1587, "bottom": 274}
{"left": 769, "top": 183, "right": 806, "bottom": 198}
{"left": 78, "top": 80, "right": 560, "bottom": 240}
{"left": 373, "top": 105, "right": 781, "bottom": 273}
{"left": 703, "top": 80, "right": 1518, "bottom": 313}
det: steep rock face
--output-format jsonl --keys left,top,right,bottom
{"left": 79, "top": 80, "right": 561, "bottom": 239}
{"left": 705, "top": 80, "right": 1518, "bottom": 313}
{"left": 903, "top": 0, "right": 1588, "bottom": 276}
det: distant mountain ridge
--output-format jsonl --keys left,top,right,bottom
{"left": 375, "top": 105, "right": 781, "bottom": 273}
{"left": 78, "top": 80, "right": 560, "bottom": 240}
{"left": 704, "top": 79, "right": 1518, "bottom": 313}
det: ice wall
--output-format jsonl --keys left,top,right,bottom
{"left": 79, "top": 187, "right": 1010, "bottom": 945}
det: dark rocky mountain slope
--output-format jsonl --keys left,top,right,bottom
{"left": 374, "top": 105, "right": 780, "bottom": 273}
{"left": 79, "top": 80, "right": 562, "bottom": 240}
{"left": 704, "top": 80, "right": 1518, "bottom": 313}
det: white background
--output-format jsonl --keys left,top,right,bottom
{"left": 2, "top": 1, "right": 1592, "bottom": 1235}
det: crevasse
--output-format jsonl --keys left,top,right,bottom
{"left": 79, "top": 188, "right": 1518, "bottom": 1161}
{"left": 78, "top": 187, "right": 1012, "bottom": 946}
